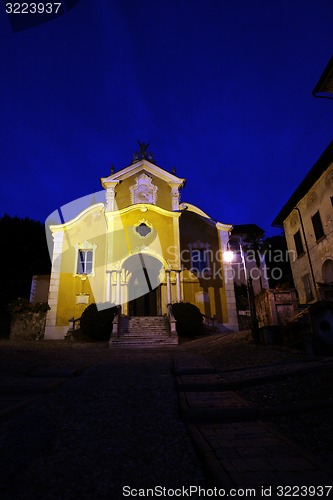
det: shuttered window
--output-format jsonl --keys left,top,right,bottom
{"left": 311, "top": 211, "right": 325, "bottom": 241}
{"left": 293, "top": 230, "right": 304, "bottom": 257}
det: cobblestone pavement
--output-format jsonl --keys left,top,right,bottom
{"left": 174, "top": 351, "right": 333, "bottom": 495}
{"left": 1, "top": 337, "right": 333, "bottom": 499}
{"left": 0, "top": 347, "right": 207, "bottom": 499}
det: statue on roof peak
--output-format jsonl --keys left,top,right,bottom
{"left": 132, "top": 140, "right": 155, "bottom": 164}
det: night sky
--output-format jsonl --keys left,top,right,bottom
{"left": 0, "top": 0, "right": 332, "bottom": 237}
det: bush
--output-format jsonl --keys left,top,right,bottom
{"left": 9, "top": 298, "right": 50, "bottom": 341}
{"left": 172, "top": 302, "right": 203, "bottom": 337}
{"left": 80, "top": 303, "right": 118, "bottom": 341}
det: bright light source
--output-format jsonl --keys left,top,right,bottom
{"left": 224, "top": 250, "right": 234, "bottom": 263}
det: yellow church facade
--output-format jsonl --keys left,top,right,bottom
{"left": 45, "top": 152, "right": 238, "bottom": 339}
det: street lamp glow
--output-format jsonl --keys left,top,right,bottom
{"left": 224, "top": 250, "right": 234, "bottom": 263}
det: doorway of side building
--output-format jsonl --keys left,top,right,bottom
{"left": 322, "top": 259, "right": 333, "bottom": 283}
{"left": 124, "top": 254, "right": 163, "bottom": 317}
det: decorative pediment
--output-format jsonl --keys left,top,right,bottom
{"left": 75, "top": 240, "right": 97, "bottom": 250}
{"left": 130, "top": 173, "right": 158, "bottom": 205}
{"left": 100, "top": 157, "right": 186, "bottom": 211}
{"left": 101, "top": 159, "right": 185, "bottom": 188}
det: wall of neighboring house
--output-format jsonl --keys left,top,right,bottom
{"left": 30, "top": 275, "right": 50, "bottom": 304}
{"left": 283, "top": 163, "right": 333, "bottom": 304}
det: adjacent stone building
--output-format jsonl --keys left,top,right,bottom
{"left": 273, "top": 140, "right": 333, "bottom": 304}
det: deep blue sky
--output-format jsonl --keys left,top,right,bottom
{"left": 0, "top": 0, "right": 332, "bottom": 237}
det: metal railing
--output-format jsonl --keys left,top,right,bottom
{"left": 68, "top": 316, "right": 81, "bottom": 332}
{"left": 202, "top": 314, "right": 217, "bottom": 331}
{"left": 167, "top": 303, "right": 177, "bottom": 336}
{"left": 110, "top": 304, "right": 122, "bottom": 342}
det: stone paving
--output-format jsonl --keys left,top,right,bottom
{"left": 0, "top": 343, "right": 332, "bottom": 499}
{"left": 0, "top": 347, "right": 207, "bottom": 499}
{"left": 174, "top": 352, "right": 333, "bottom": 494}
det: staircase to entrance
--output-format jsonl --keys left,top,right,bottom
{"left": 110, "top": 315, "right": 178, "bottom": 347}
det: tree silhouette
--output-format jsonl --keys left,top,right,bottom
{"left": 0, "top": 214, "right": 51, "bottom": 306}
{"left": 263, "top": 234, "right": 294, "bottom": 289}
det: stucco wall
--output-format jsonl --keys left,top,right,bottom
{"left": 179, "top": 210, "right": 229, "bottom": 323}
{"left": 115, "top": 171, "right": 174, "bottom": 212}
{"left": 283, "top": 163, "right": 333, "bottom": 303}
{"left": 45, "top": 162, "right": 237, "bottom": 338}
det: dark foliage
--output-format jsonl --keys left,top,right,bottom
{"left": 9, "top": 297, "right": 50, "bottom": 314}
{"left": 263, "top": 235, "right": 294, "bottom": 289}
{"left": 80, "top": 303, "right": 118, "bottom": 341}
{"left": 172, "top": 301, "right": 203, "bottom": 337}
{"left": 0, "top": 214, "right": 51, "bottom": 305}
{"left": 234, "top": 283, "right": 249, "bottom": 311}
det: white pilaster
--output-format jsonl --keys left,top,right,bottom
{"left": 45, "top": 231, "right": 65, "bottom": 339}
{"left": 176, "top": 270, "right": 182, "bottom": 302}
{"left": 166, "top": 271, "right": 172, "bottom": 304}
{"left": 170, "top": 185, "right": 180, "bottom": 210}
{"left": 216, "top": 223, "right": 239, "bottom": 331}
{"left": 106, "top": 187, "right": 116, "bottom": 211}
{"left": 106, "top": 271, "right": 112, "bottom": 302}
{"left": 117, "top": 270, "right": 122, "bottom": 305}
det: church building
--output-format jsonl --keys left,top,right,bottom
{"left": 45, "top": 144, "right": 238, "bottom": 340}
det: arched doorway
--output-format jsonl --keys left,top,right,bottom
{"left": 322, "top": 259, "right": 333, "bottom": 283}
{"left": 123, "top": 254, "right": 163, "bottom": 316}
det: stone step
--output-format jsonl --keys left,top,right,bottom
{"left": 127, "top": 320, "right": 168, "bottom": 324}
{"left": 125, "top": 329, "right": 169, "bottom": 332}
{"left": 122, "top": 326, "right": 169, "bottom": 330}
{"left": 125, "top": 324, "right": 169, "bottom": 329}
{"left": 126, "top": 316, "right": 166, "bottom": 319}
{"left": 119, "top": 316, "right": 170, "bottom": 332}
{"left": 110, "top": 338, "right": 178, "bottom": 347}
{"left": 114, "top": 336, "right": 174, "bottom": 341}
{"left": 120, "top": 325, "right": 169, "bottom": 329}
{"left": 118, "top": 333, "right": 170, "bottom": 341}
{"left": 111, "top": 316, "right": 176, "bottom": 347}
{"left": 128, "top": 318, "right": 167, "bottom": 321}
{"left": 118, "top": 332, "right": 170, "bottom": 337}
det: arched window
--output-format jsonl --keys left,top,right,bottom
{"left": 322, "top": 259, "right": 333, "bottom": 284}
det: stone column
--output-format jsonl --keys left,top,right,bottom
{"left": 176, "top": 270, "right": 182, "bottom": 302}
{"left": 216, "top": 223, "right": 239, "bottom": 332}
{"left": 105, "top": 187, "right": 116, "bottom": 211}
{"left": 45, "top": 231, "right": 64, "bottom": 339}
{"left": 116, "top": 270, "right": 122, "bottom": 305}
{"left": 166, "top": 270, "right": 172, "bottom": 304}
{"left": 106, "top": 271, "right": 112, "bottom": 302}
{"left": 171, "top": 186, "right": 180, "bottom": 211}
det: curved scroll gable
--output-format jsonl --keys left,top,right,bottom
{"left": 130, "top": 173, "right": 158, "bottom": 205}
